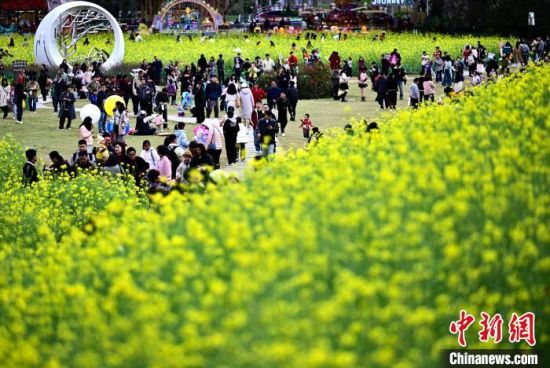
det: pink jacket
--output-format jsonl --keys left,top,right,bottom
{"left": 423, "top": 81, "right": 435, "bottom": 96}
{"left": 79, "top": 126, "right": 93, "bottom": 146}
{"left": 155, "top": 155, "right": 172, "bottom": 179}
{"left": 206, "top": 122, "right": 224, "bottom": 150}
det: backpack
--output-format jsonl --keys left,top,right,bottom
{"left": 167, "top": 82, "right": 176, "bottom": 95}
{"left": 139, "top": 85, "right": 150, "bottom": 102}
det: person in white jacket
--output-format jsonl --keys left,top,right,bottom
{"left": 239, "top": 82, "right": 255, "bottom": 125}
{"left": 140, "top": 140, "right": 160, "bottom": 170}
{"left": 236, "top": 115, "right": 250, "bottom": 162}
{"left": 0, "top": 78, "right": 10, "bottom": 119}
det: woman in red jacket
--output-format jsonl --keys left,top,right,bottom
{"left": 251, "top": 83, "right": 266, "bottom": 104}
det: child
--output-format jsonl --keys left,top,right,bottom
{"left": 299, "top": 114, "right": 314, "bottom": 139}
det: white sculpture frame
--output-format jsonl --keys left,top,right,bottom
{"left": 34, "top": 1, "right": 124, "bottom": 71}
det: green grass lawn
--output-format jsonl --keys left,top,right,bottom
{"left": 0, "top": 83, "right": 416, "bottom": 166}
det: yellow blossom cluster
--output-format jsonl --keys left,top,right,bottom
{"left": 0, "top": 32, "right": 505, "bottom": 73}
{"left": 0, "top": 65, "right": 548, "bottom": 367}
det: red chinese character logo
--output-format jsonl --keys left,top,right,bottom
{"left": 478, "top": 312, "right": 503, "bottom": 343}
{"left": 509, "top": 312, "right": 536, "bottom": 346}
{"left": 450, "top": 310, "right": 476, "bottom": 347}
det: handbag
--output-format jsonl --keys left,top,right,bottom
{"left": 208, "top": 126, "right": 219, "bottom": 150}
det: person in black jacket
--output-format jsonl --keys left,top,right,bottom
{"left": 386, "top": 74, "right": 397, "bottom": 109}
{"left": 22, "top": 149, "right": 38, "bottom": 186}
{"left": 192, "top": 82, "right": 206, "bottom": 124}
{"left": 198, "top": 54, "right": 208, "bottom": 75}
{"left": 151, "top": 56, "right": 163, "bottom": 85}
{"left": 276, "top": 92, "right": 290, "bottom": 136}
{"left": 185, "top": 142, "right": 215, "bottom": 183}
{"left": 277, "top": 68, "right": 290, "bottom": 93}
{"left": 258, "top": 110, "right": 278, "bottom": 157}
{"left": 58, "top": 86, "right": 76, "bottom": 129}
{"left": 38, "top": 65, "right": 49, "bottom": 102}
{"left": 286, "top": 81, "right": 298, "bottom": 121}
{"left": 375, "top": 74, "right": 388, "bottom": 109}
{"left": 46, "top": 151, "right": 73, "bottom": 177}
{"left": 127, "top": 147, "right": 149, "bottom": 186}
{"left": 204, "top": 76, "right": 222, "bottom": 118}
{"left": 52, "top": 73, "right": 66, "bottom": 113}
{"left": 216, "top": 54, "right": 225, "bottom": 82}
{"left": 223, "top": 106, "right": 240, "bottom": 165}
{"left": 139, "top": 80, "right": 153, "bottom": 115}
{"left": 155, "top": 87, "right": 169, "bottom": 123}
{"left": 14, "top": 82, "right": 25, "bottom": 124}
{"left": 164, "top": 134, "right": 180, "bottom": 180}
{"left": 380, "top": 54, "right": 390, "bottom": 75}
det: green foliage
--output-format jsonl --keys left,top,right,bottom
{"left": 257, "top": 62, "right": 333, "bottom": 99}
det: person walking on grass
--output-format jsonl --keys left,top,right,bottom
{"left": 358, "top": 69, "right": 368, "bottom": 102}
{"left": 236, "top": 114, "right": 250, "bottom": 162}
{"left": 423, "top": 74, "right": 436, "bottom": 103}
{"left": 338, "top": 69, "right": 350, "bottom": 102}
{"left": 258, "top": 110, "right": 278, "bottom": 157}
{"left": 223, "top": 106, "right": 240, "bottom": 166}
{"left": 286, "top": 81, "right": 298, "bottom": 121}
{"left": 26, "top": 78, "right": 39, "bottom": 113}
{"left": 113, "top": 101, "right": 129, "bottom": 143}
{"left": 276, "top": 92, "right": 290, "bottom": 136}
{"left": 392, "top": 64, "right": 407, "bottom": 100}
{"left": 375, "top": 74, "right": 388, "bottom": 109}
{"left": 0, "top": 78, "right": 9, "bottom": 119}
{"left": 14, "top": 82, "right": 25, "bottom": 124}
{"left": 409, "top": 78, "right": 420, "bottom": 109}
{"left": 205, "top": 76, "right": 222, "bottom": 118}
{"left": 58, "top": 86, "right": 75, "bottom": 129}
{"left": 250, "top": 101, "right": 264, "bottom": 153}
{"left": 299, "top": 113, "right": 314, "bottom": 139}
{"left": 386, "top": 74, "right": 397, "bottom": 109}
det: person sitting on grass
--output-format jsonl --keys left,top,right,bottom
{"left": 308, "top": 127, "right": 323, "bottom": 145}
{"left": 127, "top": 147, "right": 149, "bottom": 186}
{"left": 22, "top": 149, "right": 39, "bottom": 186}
{"left": 175, "top": 151, "right": 193, "bottom": 184}
{"left": 185, "top": 142, "right": 215, "bottom": 184}
{"left": 73, "top": 150, "right": 97, "bottom": 172}
{"left": 46, "top": 151, "right": 72, "bottom": 177}
{"left": 71, "top": 140, "right": 95, "bottom": 165}
{"left": 146, "top": 169, "right": 171, "bottom": 196}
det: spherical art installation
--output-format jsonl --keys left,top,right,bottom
{"left": 80, "top": 104, "right": 101, "bottom": 124}
{"left": 34, "top": 1, "right": 124, "bottom": 71}
{"left": 104, "top": 95, "right": 125, "bottom": 117}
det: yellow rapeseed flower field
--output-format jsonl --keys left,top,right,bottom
{"left": 0, "top": 64, "right": 548, "bottom": 367}
{"left": 0, "top": 32, "right": 504, "bottom": 74}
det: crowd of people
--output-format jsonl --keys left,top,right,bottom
{"left": 10, "top": 47, "right": 322, "bottom": 194}
{"left": 6, "top": 32, "right": 549, "bottom": 194}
